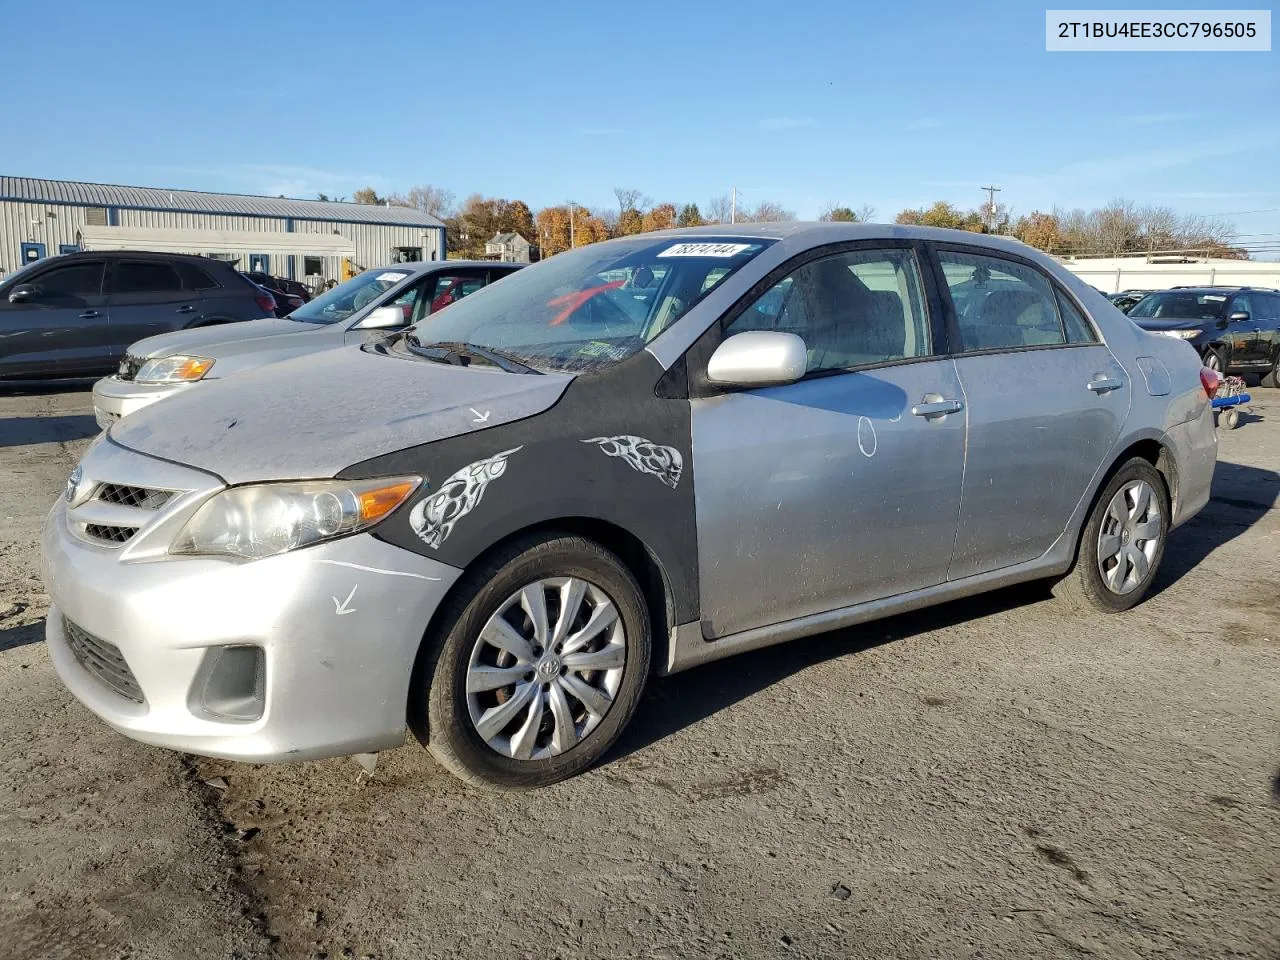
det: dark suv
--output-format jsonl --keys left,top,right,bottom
{"left": 0, "top": 251, "right": 274, "bottom": 380}
{"left": 1128, "top": 286, "right": 1280, "bottom": 386}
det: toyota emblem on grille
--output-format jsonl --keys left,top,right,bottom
{"left": 65, "top": 466, "right": 83, "bottom": 504}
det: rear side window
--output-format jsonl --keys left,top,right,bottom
{"left": 175, "top": 262, "right": 220, "bottom": 291}
{"left": 728, "top": 248, "right": 932, "bottom": 373}
{"left": 939, "top": 251, "right": 1065, "bottom": 351}
{"left": 1056, "top": 291, "right": 1098, "bottom": 344}
{"left": 32, "top": 261, "right": 105, "bottom": 298}
{"left": 115, "top": 261, "right": 183, "bottom": 295}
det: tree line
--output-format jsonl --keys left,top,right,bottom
{"left": 894, "top": 198, "right": 1244, "bottom": 259}
{"left": 339, "top": 185, "right": 1243, "bottom": 261}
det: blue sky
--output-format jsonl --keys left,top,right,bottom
{"left": 4, "top": 0, "right": 1277, "bottom": 250}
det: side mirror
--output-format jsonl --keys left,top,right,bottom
{"left": 706, "top": 331, "right": 807, "bottom": 388}
{"left": 355, "top": 305, "right": 406, "bottom": 330}
{"left": 8, "top": 283, "right": 37, "bottom": 304}
{"left": 1228, "top": 311, "right": 1250, "bottom": 323}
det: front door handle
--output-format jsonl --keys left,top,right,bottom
{"left": 1088, "top": 376, "right": 1124, "bottom": 393}
{"left": 176, "top": 305, "right": 195, "bottom": 314}
{"left": 79, "top": 310, "right": 101, "bottom": 319}
{"left": 911, "top": 398, "right": 964, "bottom": 418}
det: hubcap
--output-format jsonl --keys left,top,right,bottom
{"left": 465, "top": 577, "right": 626, "bottom": 761}
{"left": 1097, "top": 479, "right": 1162, "bottom": 595}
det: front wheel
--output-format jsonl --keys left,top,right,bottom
{"left": 411, "top": 534, "right": 651, "bottom": 789}
{"left": 1052, "top": 458, "right": 1169, "bottom": 613}
{"left": 1203, "top": 350, "right": 1226, "bottom": 375}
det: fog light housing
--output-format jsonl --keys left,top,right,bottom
{"left": 190, "top": 645, "right": 265, "bottom": 722}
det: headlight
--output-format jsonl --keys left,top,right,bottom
{"left": 171, "top": 477, "right": 421, "bottom": 560}
{"left": 135, "top": 355, "right": 215, "bottom": 383}
{"left": 1159, "top": 329, "right": 1201, "bottom": 340}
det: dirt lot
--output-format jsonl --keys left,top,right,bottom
{"left": 0, "top": 383, "right": 1276, "bottom": 960}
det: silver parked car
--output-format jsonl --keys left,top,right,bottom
{"left": 90, "top": 261, "right": 521, "bottom": 428}
{"left": 43, "top": 224, "right": 1216, "bottom": 789}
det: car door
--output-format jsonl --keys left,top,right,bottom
{"left": 934, "top": 245, "right": 1130, "bottom": 579}
{"left": 1224, "top": 293, "right": 1263, "bottom": 367}
{"left": 1257, "top": 293, "right": 1280, "bottom": 371}
{"left": 690, "top": 242, "right": 966, "bottom": 638}
{"left": 0, "top": 258, "right": 110, "bottom": 377}
{"left": 106, "top": 259, "right": 198, "bottom": 360}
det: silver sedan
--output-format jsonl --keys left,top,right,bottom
{"left": 44, "top": 223, "right": 1216, "bottom": 788}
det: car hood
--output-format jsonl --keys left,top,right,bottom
{"left": 1131, "top": 318, "right": 1213, "bottom": 332}
{"left": 128, "top": 317, "right": 356, "bottom": 378}
{"left": 109, "top": 345, "right": 573, "bottom": 483}
{"left": 131, "top": 317, "right": 335, "bottom": 361}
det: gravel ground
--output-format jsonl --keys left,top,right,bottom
{"left": 1, "top": 383, "right": 1276, "bottom": 960}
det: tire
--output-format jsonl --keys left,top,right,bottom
{"left": 1223, "top": 408, "right": 1240, "bottom": 430}
{"left": 1203, "top": 350, "right": 1226, "bottom": 375}
{"left": 1262, "top": 359, "right": 1278, "bottom": 389}
{"left": 410, "top": 533, "right": 651, "bottom": 789}
{"left": 1052, "top": 458, "right": 1169, "bottom": 614}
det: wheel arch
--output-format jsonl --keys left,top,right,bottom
{"left": 411, "top": 515, "right": 677, "bottom": 710}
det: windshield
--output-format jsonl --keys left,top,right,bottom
{"left": 401, "top": 236, "right": 773, "bottom": 372}
{"left": 1128, "top": 291, "right": 1229, "bottom": 321}
{"left": 289, "top": 268, "right": 416, "bottom": 325}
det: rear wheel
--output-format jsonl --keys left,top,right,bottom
{"left": 411, "top": 533, "right": 651, "bottom": 789}
{"left": 1052, "top": 458, "right": 1169, "bottom": 613}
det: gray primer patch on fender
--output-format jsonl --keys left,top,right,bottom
{"left": 409, "top": 447, "right": 522, "bottom": 548}
{"left": 582, "top": 435, "right": 684, "bottom": 488}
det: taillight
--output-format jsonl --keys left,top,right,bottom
{"left": 1199, "top": 367, "right": 1221, "bottom": 399}
{"left": 255, "top": 293, "right": 276, "bottom": 314}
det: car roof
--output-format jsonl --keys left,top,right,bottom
{"left": 602, "top": 221, "right": 1041, "bottom": 257}
{"left": 45, "top": 249, "right": 239, "bottom": 265}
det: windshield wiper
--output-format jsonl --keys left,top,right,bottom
{"left": 405, "top": 336, "right": 540, "bottom": 374}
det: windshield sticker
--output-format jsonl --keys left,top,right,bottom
{"left": 409, "top": 447, "right": 521, "bottom": 548}
{"left": 656, "top": 242, "right": 752, "bottom": 258}
{"left": 1202, "top": 295, "right": 1227, "bottom": 301}
{"left": 377, "top": 272, "right": 409, "bottom": 283}
{"left": 582, "top": 435, "right": 683, "bottom": 489}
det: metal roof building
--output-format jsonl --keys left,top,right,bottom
{"left": 0, "top": 176, "right": 447, "bottom": 288}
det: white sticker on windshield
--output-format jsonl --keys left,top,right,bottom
{"left": 1203, "top": 295, "right": 1227, "bottom": 301}
{"left": 656, "top": 242, "right": 752, "bottom": 258}
{"left": 377, "top": 272, "right": 409, "bottom": 283}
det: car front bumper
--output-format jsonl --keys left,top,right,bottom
{"left": 91, "top": 376, "right": 194, "bottom": 429}
{"left": 42, "top": 497, "right": 461, "bottom": 763}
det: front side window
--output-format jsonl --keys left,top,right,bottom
{"left": 727, "top": 248, "right": 932, "bottom": 373}
{"left": 1127, "top": 291, "right": 1229, "bottom": 321}
{"left": 289, "top": 269, "right": 417, "bottom": 325}
{"left": 25, "top": 262, "right": 105, "bottom": 301}
{"left": 1229, "top": 294, "right": 1254, "bottom": 318}
{"left": 401, "top": 236, "right": 773, "bottom": 372}
{"left": 939, "top": 251, "right": 1065, "bottom": 351}
{"left": 115, "top": 261, "right": 182, "bottom": 295}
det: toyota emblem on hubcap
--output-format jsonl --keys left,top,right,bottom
{"left": 537, "top": 657, "right": 561, "bottom": 681}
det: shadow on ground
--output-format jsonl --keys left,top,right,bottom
{"left": 0, "top": 620, "right": 44, "bottom": 653}
{"left": 0, "top": 415, "right": 100, "bottom": 448}
{"left": 1154, "top": 459, "right": 1280, "bottom": 592}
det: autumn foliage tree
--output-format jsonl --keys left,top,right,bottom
{"left": 642, "top": 203, "right": 677, "bottom": 233}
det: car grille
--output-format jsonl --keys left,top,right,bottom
{"left": 83, "top": 523, "right": 140, "bottom": 544}
{"left": 117, "top": 354, "right": 143, "bottom": 381}
{"left": 96, "top": 483, "right": 172, "bottom": 510}
{"left": 64, "top": 619, "right": 144, "bottom": 703}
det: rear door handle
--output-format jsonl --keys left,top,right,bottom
{"left": 911, "top": 399, "right": 964, "bottom": 418}
{"left": 176, "top": 305, "right": 195, "bottom": 314}
{"left": 1087, "top": 376, "right": 1124, "bottom": 393}
{"left": 78, "top": 310, "right": 101, "bottom": 319}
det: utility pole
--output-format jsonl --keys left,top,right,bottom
{"left": 730, "top": 187, "right": 737, "bottom": 224}
{"left": 981, "top": 184, "right": 1001, "bottom": 232}
{"left": 568, "top": 201, "right": 575, "bottom": 248}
